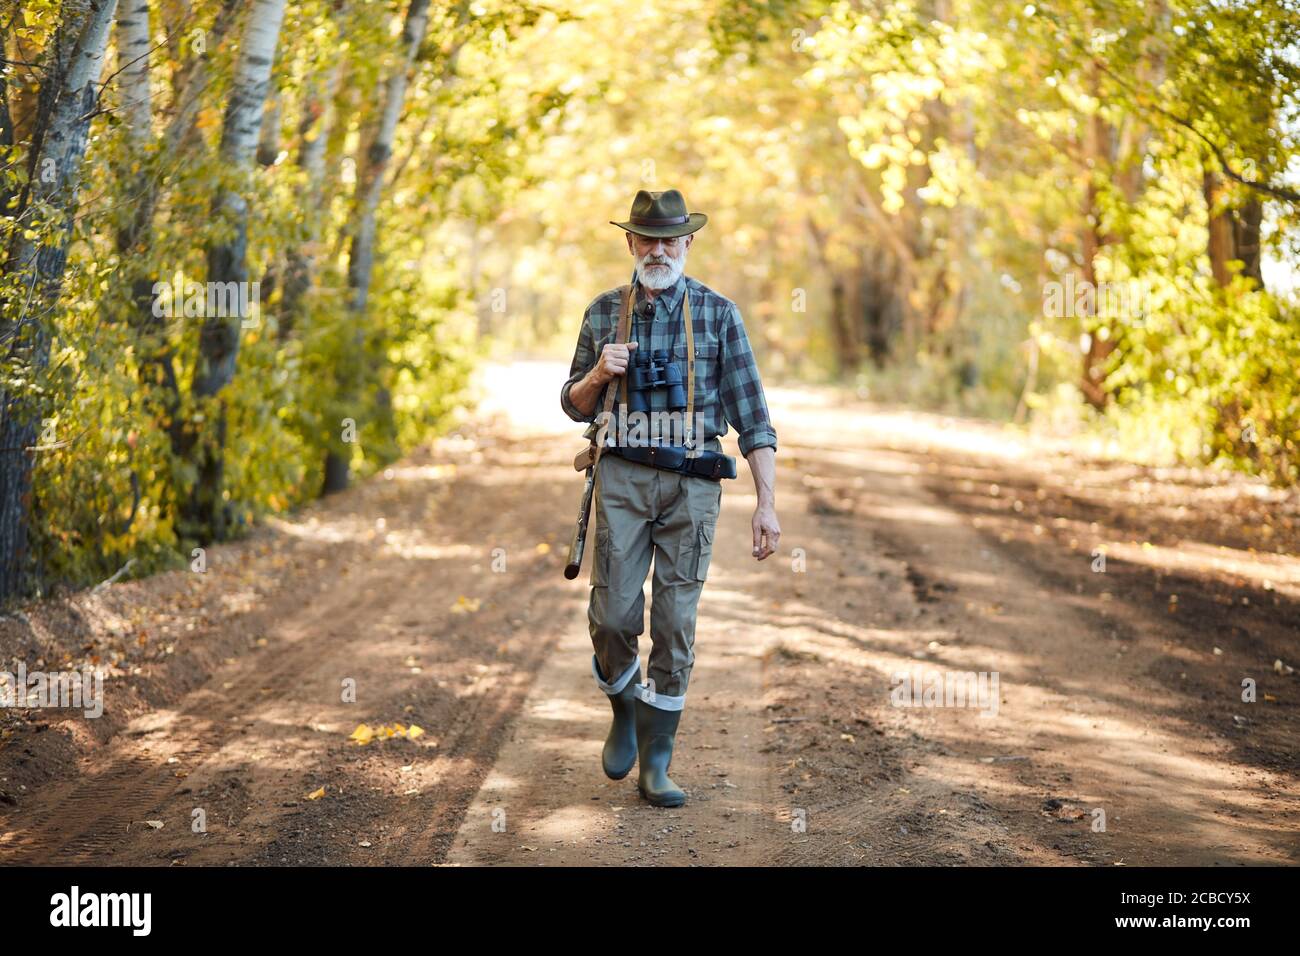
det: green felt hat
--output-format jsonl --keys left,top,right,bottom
{"left": 611, "top": 189, "right": 708, "bottom": 238}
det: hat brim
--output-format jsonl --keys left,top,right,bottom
{"left": 609, "top": 212, "right": 707, "bottom": 239}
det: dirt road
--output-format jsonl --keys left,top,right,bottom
{"left": 2, "top": 362, "right": 1297, "bottom": 865}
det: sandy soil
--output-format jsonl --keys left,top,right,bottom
{"left": 1, "top": 362, "right": 1296, "bottom": 866}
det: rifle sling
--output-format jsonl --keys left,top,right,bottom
{"left": 593, "top": 283, "right": 632, "bottom": 454}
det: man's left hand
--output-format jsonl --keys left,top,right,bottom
{"left": 752, "top": 504, "right": 780, "bottom": 560}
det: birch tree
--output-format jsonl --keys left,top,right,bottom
{"left": 113, "top": 0, "right": 243, "bottom": 467}
{"left": 0, "top": 0, "right": 119, "bottom": 601}
{"left": 116, "top": 0, "right": 151, "bottom": 143}
{"left": 279, "top": 52, "right": 346, "bottom": 340}
{"left": 322, "top": 0, "right": 431, "bottom": 493}
{"left": 182, "top": 0, "right": 289, "bottom": 541}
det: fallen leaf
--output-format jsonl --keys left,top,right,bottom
{"left": 350, "top": 722, "right": 427, "bottom": 745}
{"left": 349, "top": 724, "right": 375, "bottom": 745}
{"left": 307, "top": 786, "right": 326, "bottom": 800}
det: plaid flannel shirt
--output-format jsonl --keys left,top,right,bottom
{"left": 560, "top": 272, "right": 777, "bottom": 457}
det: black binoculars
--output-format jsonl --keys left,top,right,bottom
{"left": 626, "top": 349, "right": 686, "bottom": 414}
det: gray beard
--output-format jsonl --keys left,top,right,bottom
{"left": 635, "top": 254, "right": 684, "bottom": 290}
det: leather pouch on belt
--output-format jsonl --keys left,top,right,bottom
{"left": 683, "top": 450, "right": 738, "bottom": 480}
{"left": 617, "top": 444, "right": 688, "bottom": 470}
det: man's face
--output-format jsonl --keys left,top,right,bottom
{"left": 627, "top": 232, "right": 693, "bottom": 289}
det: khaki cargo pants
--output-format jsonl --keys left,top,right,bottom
{"left": 588, "top": 438, "right": 723, "bottom": 710}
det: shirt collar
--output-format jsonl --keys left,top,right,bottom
{"left": 632, "top": 271, "right": 687, "bottom": 318}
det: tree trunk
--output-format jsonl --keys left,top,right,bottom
{"left": 1204, "top": 169, "right": 1236, "bottom": 288}
{"left": 1079, "top": 78, "right": 1117, "bottom": 410}
{"left": 279, "top": 53, "right": 346, "bottom": 339}
{"left": 114, "top": 0, "right": 153, "bottom": 255}
{"left": 860, "top": 255, "right": 895, "bottom": 368}
{"left": 0, "top": 18, "right": 14, "bottom": 222}
{"left": 1234, "top": 197, "right": 1263, "bottom": 286}
{"left": 256, "top": 87, "right": 282, "bottom": 166}
{"left": 1205, "top": 167, "right": 1264, "bottom": 289}
{"left": 113, "top": 0, "right": 186, "bottom": 456}
{"left": 0, "top": 0, "right": 119, "bottom": 602}
{"left": 117, "top": 0, "right": 151, "bottom": 142}
{"left": 113, "top": 0, "right": 241, "bottom": 468}
{"left": 181, "top": 0, "right": 288, "bottom": 540}
{"left": 829, "top": 274, "right": 852, "bottom": 376}
{"left": 323, "top": 0, "right": 431, "bottom": 494}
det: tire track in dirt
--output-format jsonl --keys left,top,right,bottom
{"left": 757, "top": 391, "right": 1299, "bottom": 866}
{"left": 2, "top": 517, "right": 448, "bottom": 863}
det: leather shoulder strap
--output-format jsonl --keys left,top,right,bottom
{"left": 593, "top": 284, "right": 632, "bottom": 451}
{"left": 618, "top": 285, "right": 632, "bottom": 410}
{"left": 683, "top": 289, "right": 696, "bottom": 456}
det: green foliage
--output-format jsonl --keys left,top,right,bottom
{"left": 3, "top": 0, "right": 542, "bottom": 595}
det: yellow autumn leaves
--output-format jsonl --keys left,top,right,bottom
{"left": 301, "top": 723, "right": 431, "bottom": 800}
{"left": 348, "top": 723, "right": 426, "bottom": 746}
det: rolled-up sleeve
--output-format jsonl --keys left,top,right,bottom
{"left": 718, "top": 302, "right": 777, "bottom": 457}
{"left": 560, "top": 305, "right": 597, "bottom": 423}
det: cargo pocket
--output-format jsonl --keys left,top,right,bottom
{"left": 692, "top": 522, "right": 715, "bottom": 582}
{"left": 591, "top": 524, "right": 610, "bottom": 588}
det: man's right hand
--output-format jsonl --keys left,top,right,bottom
{"left": 565, "top": 341, "right": 639, "bottom": 419}
{"left": 592, "top": 341, "right": 638, "bottom": 386}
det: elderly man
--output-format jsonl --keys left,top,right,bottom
{"left": 560, "top": 188, "right": 780, "bottom": 807}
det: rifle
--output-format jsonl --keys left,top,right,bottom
{"left": 563, "top": 457, "right": 599, "bottom": 579}
{"left": 564, "top": 283, "right": 632, "bottom": 580}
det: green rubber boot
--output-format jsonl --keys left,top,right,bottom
{"left": 593, "top": 656, "right": 639, "bottom": 780}
{"left": 602, "top": 678, "right": 639, "bottom": 780}
{"left": 635, "top": 696, "right": 686, "bottom": 807}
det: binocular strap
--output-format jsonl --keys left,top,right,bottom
{"left": 683, "top": 289, "right": 696, "bottom": 457}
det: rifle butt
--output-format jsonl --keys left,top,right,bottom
{"left": 564, "top": 468, "right": 596, "bottom": 579}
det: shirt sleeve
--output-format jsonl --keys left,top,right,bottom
{"left": 560, "top": 304, "right": 598, "bottom": 423}
{"left": 718, "top": 302, "right": 777, "bottom": 457}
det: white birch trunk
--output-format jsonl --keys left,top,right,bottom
{"left": 116, "top": 0, "right": 152, "bottom": 144}
{"left": 322, "top": 0, "right": 430, "bottom": 494}
{"left": 185, "top": 0, "right": 287, "bottom": 540}
{"left": 193, "top": 0, "right": 288, "bottom": 400}
{"left": 345, "top": 0, "right": 430, "bottom": 315}
{"left": 280, "top": 55, "right": 345, "bottom": 337}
